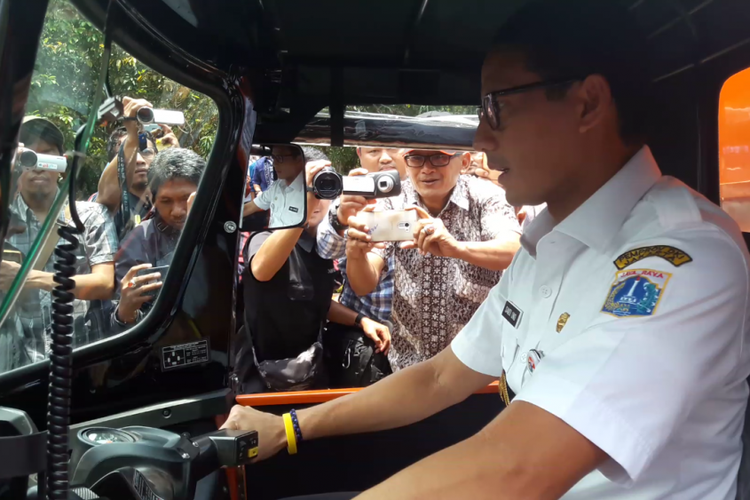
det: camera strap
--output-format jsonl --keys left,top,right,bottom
{"left": 117, "top": 142, "right": 130, "bottom": 234}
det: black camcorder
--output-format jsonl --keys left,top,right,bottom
{"left": 311, "top": 168, "right": 401, "bottom": 200}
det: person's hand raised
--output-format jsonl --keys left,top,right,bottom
{"left": 336, "top": 168, "right": 376, "bottom": 230}
{"left": 401, "top": 206, "right": 461, "bottom": 258}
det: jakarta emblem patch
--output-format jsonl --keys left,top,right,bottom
{"left": 602, "top": 269, "right": 672, "bottom": 318}
{"left": 614, "top": 246, "right": 692, "bottom": 270}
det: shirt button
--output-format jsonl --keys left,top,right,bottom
{"left": 540, "top": 285, "right": 552, "bottom": 298}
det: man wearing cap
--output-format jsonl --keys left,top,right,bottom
{"left": 1, "top": 117, "right": 118, "bottom": 365}
{"left": 344, "top": 149, "right": 521, "bottom": 370}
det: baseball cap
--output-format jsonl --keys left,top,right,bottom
{"left": 20, "top": 116, "right": 65, "bottom": 155}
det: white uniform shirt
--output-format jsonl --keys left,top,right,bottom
{"left": 253, "top": 172, "right": 305, "bottom": 228}
{"left": 452, "top": 146, "right": 750, "bottom": 499}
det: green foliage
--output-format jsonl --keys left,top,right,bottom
{"left": 27, "top": 0, "right": 219, "bottom": 199}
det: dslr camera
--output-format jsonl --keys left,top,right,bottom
{"left": 311, "top": 168, "right": 401, "bottom": 200}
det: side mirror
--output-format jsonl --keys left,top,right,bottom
{"left": 246, "top": 144, "right": 308, "bottom": 230}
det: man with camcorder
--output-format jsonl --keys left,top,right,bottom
{"left": 96, "top": 96, "right": 179, "bottom": 241}
{"left": 112, "top": 147, "right": 204, "bottom": 328}
{"left": 345, "top": 149, "right": 521, "bottom": 370}
{"left": 315, "top": 148, "right": 406, "bottom": 385}
{"left": 2, "top": 117, "right": 119, "bottom": 363}
{"left": 239, "top": 148, "right": 391, "bottom": 393}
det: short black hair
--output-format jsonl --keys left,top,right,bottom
{"left": 491, "top": 0, "right": 651, "bottom": 145}
{"left": 20, "top": 118, "right": 64, "bottom": 155}
{"left": 107, "top": 127, "right": 128, "bottom": 161}
{"left": 148, "top": 148, "right": 206, "bottom": 197}
{"left": 301, "top": 146, "right": 330, "bottom": 163}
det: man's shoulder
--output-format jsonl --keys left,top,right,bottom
{"left": 627, "top": 176, "right": 745, "bottom": 248}
{"left": 462, "top": 175, "right": 509, "bottom": 204}
{"left": 72, "top": 201, "right": 113, "bottom": 226}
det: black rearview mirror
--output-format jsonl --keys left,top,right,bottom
{"left": 245, "top": 144, "right": 307, "bottom": 230}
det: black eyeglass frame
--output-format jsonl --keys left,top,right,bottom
{"left": 478, "top": 78, "right": 581, "bottom": 130}
{"left": 404, "top": 152, "right": 463, "bottom": 168}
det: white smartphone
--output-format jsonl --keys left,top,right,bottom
{"left": 358, "top": 210, "right": 418, "bottom": 242}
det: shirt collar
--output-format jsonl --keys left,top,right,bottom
{"left": 402, "top": 176, "right": 470, "bottom": 214}
{"left": 521, "top": 146, "right": 662, "bottom": 255}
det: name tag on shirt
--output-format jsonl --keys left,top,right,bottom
{"left": 502, "top": 300, "right": 522, "bottom": 328}
{"left": 288, "top": 206, "right": 299, "bottom": 213}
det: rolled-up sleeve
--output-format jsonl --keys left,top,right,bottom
{"left": 316, "top": 209, "right": 347, "bottom": 260}
{"left": 82, "top": 204, "right": 118, "bottom": 266}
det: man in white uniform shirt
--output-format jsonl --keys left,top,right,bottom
{"left": 221, "top": 1, "right": 750, "bottom": 498}
{"left": 243, "top": 146, "right": 311, "bottom": 228}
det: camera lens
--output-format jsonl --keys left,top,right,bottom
{"left": 377, "top": 176, "right": 394, "bottom": 194}
{"left": 136, "top": 108, "right": 155, "bottom": 124}
{"left": 18, "top": 150, "right": 37, "bottom": 168}
{"left": 313, "top": 168, "right": 342, "bottom": 200}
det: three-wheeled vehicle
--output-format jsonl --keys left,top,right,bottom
{"left": 0, "top": 0, "right": 750, "bottom": 499}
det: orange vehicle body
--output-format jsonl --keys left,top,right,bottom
{"left": 719, "top": 67, "right": 750, "bottom": 231}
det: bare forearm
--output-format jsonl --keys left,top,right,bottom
{"left": 251, "top": 228, "right": 304, "bottom": 281}
{"left": 243, "top": 201, "right": 263, "bottom": 217}
{"left": 27, "top": 270, "right": 115, "bottom": 300}
{"left": 449, "top": 235, "right": 520, "bottom": 271}
{"left": 345, "top": 253, "right": 381, "bottom": 296}
{"left": 298, "top": 349, "right": 494, "bottom": 442}
{"left": 327, "top": 299, "right": 358, "bottom": 326}
{"left": 98, "top": 136, "right": 139, "bottom": 212}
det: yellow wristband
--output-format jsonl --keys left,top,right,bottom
{"left": 283, "top": 413, "right": 298, "bottom": 455}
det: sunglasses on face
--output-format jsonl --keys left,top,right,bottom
{"left": 404, "top": 153, "right": 461, "bottom": 168}
{"left": 477, "top": 78, "right": 581, "bottom": 131}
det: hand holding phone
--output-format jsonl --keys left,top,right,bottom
{"left": 357, "top": 210, "right": 418, "bottom": 242}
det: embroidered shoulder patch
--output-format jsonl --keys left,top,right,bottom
{"left": 601, "top": 269, "right": 672, "bottom": 318}
{"left": 614, "top": 246, "right": 692, "bottom": 270}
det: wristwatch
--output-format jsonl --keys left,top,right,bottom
{"left": 329, "top": 200, "right": 348, "bottom": 233}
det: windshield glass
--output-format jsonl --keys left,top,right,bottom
{"left": 0, "top": 0, "right": 218, "bottom": 375}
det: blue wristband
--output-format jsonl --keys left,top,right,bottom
{"left": 289, "top": 409, "right": 303, "bottom": 443}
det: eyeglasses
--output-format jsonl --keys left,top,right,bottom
{"left": 477, "top": 78, "right": 581, "bottom": 131}
{"left": 271, "top": 154, "right": 299, "bottom": 164}
{"left": 404, "top": 152, "right": 461, "bottom": 168}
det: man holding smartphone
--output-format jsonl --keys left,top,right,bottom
{"left": 344, "top": 149, "right": 521, "bottom": 371}
{"left": 112, "top": 148, "right": 204, "bottom": 328}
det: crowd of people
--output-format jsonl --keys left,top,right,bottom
{"left": 238, "top": 145, "right": 538, "bottom": 392}
{"left": 0, "top": 97, "right": 206, "bottom": 371}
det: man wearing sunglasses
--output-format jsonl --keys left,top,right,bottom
{"left": 343, "top": 148, "right": 521, "bottom": 371}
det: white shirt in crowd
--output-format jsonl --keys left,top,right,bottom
{"left": 253, "top": 172, "right": 305, "bottom": 228}
{"left": 452, "top": 146, "right": 750, "bottom": 499}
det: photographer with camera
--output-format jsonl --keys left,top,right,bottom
{"left": 96, "top": 96, "right": 179, "bottom": 241}
{"left": 2, "top": 117, "right": 119, "bottom": 363}
{"left": 344, "top": 149, "right": 521, "bottom": 371}
{"left": 239, "top": 148, "right": 391, "bottom": 393}
{"left": 315, "top": 148, "right": 406, "bottom": 386}
{"left": 112, "top": 148, "right": 204, "bottom": 328}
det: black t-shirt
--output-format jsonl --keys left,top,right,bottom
{"left": 243, "top": 230, "right": 335, "bottom": 362}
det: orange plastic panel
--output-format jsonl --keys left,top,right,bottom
{"left": 236, "top": 381, "right": 500, "bottom": 407}
{"left": 719, "top": 67, "right": 750, "bottom": 231}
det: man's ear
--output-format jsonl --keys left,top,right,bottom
{"left": 356, "top": 147, "right": 362, "bottom": 159}
{"left": 576, "top": 74, "right": 613, "bottom": 134}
